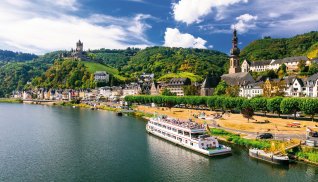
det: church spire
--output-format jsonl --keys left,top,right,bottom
{"left": 230, "top": 28, "right": 240, "bottom": 57}
{"left": 228, "top": 28, "right": 241, "bottom": 74}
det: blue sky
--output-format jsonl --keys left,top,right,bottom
{"left": 0, "top": 0, "right": 317, "bottom": 55}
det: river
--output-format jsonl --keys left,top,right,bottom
{"left": 0, "top": 103, "right": 317, "bottom": 181}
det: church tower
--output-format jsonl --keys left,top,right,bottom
{"left": 228, "top": 29, "right": 241, "bottom": 74}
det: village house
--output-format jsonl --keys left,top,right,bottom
{"left": 99, "top": 87, "right": 112, "bottom": 98}
{"left": 22, "top": 91, "right": 33, "bottom": 100}
{"left": 306, "top": 73, "right": 318, "bottom": 97}
{"left": 150, "top": 81, "right": 160, "bottom": 95}
{"left": 243, "top": 56, "right": 311, "bottom": 73}
{"left": 166, "top": 78, "right": 191, "bottom": 96}
{"left": 285, "top": 78, "right": 306, "bottom": 97}
{"left": 239, "top": 82, "right": 264, "bottom": 98}
{"left": 123, "top": 83, "right": 141, "bottom": 96}
{"left": 94, "top": 71, "right": 109, "bottom": 83}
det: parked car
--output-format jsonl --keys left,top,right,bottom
{"left": 286, "top": 122, "right": 301, "bottom": 128}
{"left": 309, "top": 132, "right": 318, "bottom": 137}
{"left": 257, "top": 133, "right": 273, "bottom": 139}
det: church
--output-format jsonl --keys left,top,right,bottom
{"left": 221, "top": 29, "right": 255, "bottom": 86}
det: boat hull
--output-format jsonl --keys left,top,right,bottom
{"left": 249, "top": 151, "right": 289, "bottom": 165}
{"left": 146, "top": 126, "right": 231, "bottom": 157}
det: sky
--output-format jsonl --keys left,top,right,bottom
{"left": 0, "top": 0, "right": 317, "bottom": 55}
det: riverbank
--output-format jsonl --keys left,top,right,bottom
{"left": 135, "top": 105, "right": 318, "bottom": 138}
{"left": 0, "top": 98, "right": 22, "bottom": 103}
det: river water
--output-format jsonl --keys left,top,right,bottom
{"left": 0, "top": 103, "right": 317, "bottom": 181}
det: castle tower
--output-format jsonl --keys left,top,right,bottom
{"left": 76, "top": 40, "right": 83, "bottom": 53}
{"left": 228, "top": 29, "right": 241, "bottom": 74}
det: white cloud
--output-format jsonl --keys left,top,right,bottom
{"left": 0, "top": 0, "right": 152, "bottom": 54}
{"left": 231, "top": 14, "right": 257, "bottom": 33}
{"left": 172, "top": 0, "right": 248, "bottom": 24}
{"left": 236, "top": 0, "right": 318, "bottom": 36}
{"left": 163, "top": 28, "right": 207, "bottom": 49}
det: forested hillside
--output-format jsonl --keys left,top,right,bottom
{"left": 0, "top": 50, "right": 38, "bottom": 62}
{"left": 240, "top": 31, "right": 318, "bottom": 61}
{"left": 31, "top": 59, "right": 96, "bottom": 89}
{"left": 88, "top": 48, "right": 140, "bottom": 69}
{"left": 0, "top": 51, "right": 64, "bottom": 97}
{"left": 120, "top": 46, "right": 229, "bottom": 79}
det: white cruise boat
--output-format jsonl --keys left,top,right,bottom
{"left": 146, "top": 116, "right": 231, "bottom": 156}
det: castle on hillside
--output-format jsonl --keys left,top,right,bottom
{"left": 71, "top": 40, "right": 84, "bottom": 59}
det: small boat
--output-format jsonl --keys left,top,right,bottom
{"left": 249, "top": 148, "right": 289, "bottom": 165}
{"left": 116, "top": 112, "right": 123, "bottom": 116}
{"left": 146, "top": 116, "right": 231, "bottom": 156}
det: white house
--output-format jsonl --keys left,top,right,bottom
{"left": 123, "top": 83, "right": 141, "bottom": 96}
{"left": 240, "top": 82, "right": 263, "bottom": 98}
{"left": 94, "top": 71, "right": 110, "bottom": 83}
{"left": 306, "top": 73, "right": 318, "bottom": 97}
{"left": 99, "top": 87, "right": 112, "bottom": 98}
{"left": 285, "top": 78, "right": 306, "bottom": 97}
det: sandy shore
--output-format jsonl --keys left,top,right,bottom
{"left": 136, "top": 105, "right": 318, "bottom": 136}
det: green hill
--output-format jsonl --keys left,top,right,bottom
{"left": 240, "top": 31, "right": 318, "bottom": 61}
{"left": 120, "top": 46, "right": 229, "bottom": 79}
{"left": 0, "top": 49, "right": 38, "bottom": 62}
{"left": 31, "top": 59, "right": 95, "bottom": 89}
{"left": 158, "top": 72, "right": 203, "bottom": 82}
{"left": 88, "top": 48, "right": 140, "bottom": 69}
{"left": 307, "top": 43, "right": 318, "bottom": 59}
{"left": 83, "top": 61, "right": 126, "bottom": 81}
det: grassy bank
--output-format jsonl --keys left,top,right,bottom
{"left": 128, "top": 111, "right": 154, "bottom": 120}
{"left": 296, "top": 147, "right": 318, "bottom": 164}
{"left": 0, "top": 98, "right": 23, "bottom": 103}
{"left": 210, "top": 128, "right": 271, "bottom": 149}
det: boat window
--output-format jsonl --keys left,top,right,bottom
{"left": 184, "top": 132, "right": 190, "bottom": 137}
{"left": 191, "top": 133, "right": 201, "bottom": 139}
{"left": 172, "top": 128, "right": 177, "bottom": 132}
{"left": 163, "top": 125, "right": 166, "bottom": 129}
{"left": 190, "top": 142, "right": 193, "bottom": 146}
{"left": 173, "top": 136, "right": 176, "bottom": 139}
{"left": 178, "top": 130, "right": 183, "bottom": 135}
{"left": 167, "top": 127, "right": 171, "bottom": 130}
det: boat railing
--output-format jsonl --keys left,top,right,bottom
{"left": 152, "top": 117, "right": 205, "bottom": 130}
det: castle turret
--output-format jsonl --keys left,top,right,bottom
{"left": 76, "top": 40, "right": 83, "bottom": 53}
{"left": 228, "top": 29, "right": 241, "bottom": 74}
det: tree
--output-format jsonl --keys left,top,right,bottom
{"left": 297, "top": 60, "right": 306, "bottom": 72}
{"left": 225, "top": 85, "right": 240, "bottom": 97}
{"left": 308, "top": 62, "right": 318, "bottom": 75}
{"left": 250, "top": 97, "right": 267, "bottom": 115}
{"left": 267, "top": 97, "right": 283, "bottom": 117}
{"left": 161, "top": 88, "right": 176, "bottom": 96}
{"left": 182, "top": 85, "right": 198, "bottom": 96}
{"left": 242, "top": 107, "right": 254, "bottom": 123}
{"left": 207, "top": 96, "right": 217, "bottom": 110}
{"left": 300, "top": 99, "right": 318, "bottom": 121}
{"left": 214, "top": 80, "right": 227, "bottom": 95}
{"left": 277, "top": 64, "right": 287, "bottom": 79}
{"left": 280, "top": 98, "right": 301, "bottom": 119}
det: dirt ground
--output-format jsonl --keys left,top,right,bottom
{"left": 136, "top": 105, "right": 318, "bottom": 136}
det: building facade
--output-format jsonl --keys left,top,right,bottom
{"left": 167, "top": 78, "right": 191, "bottom": 96}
